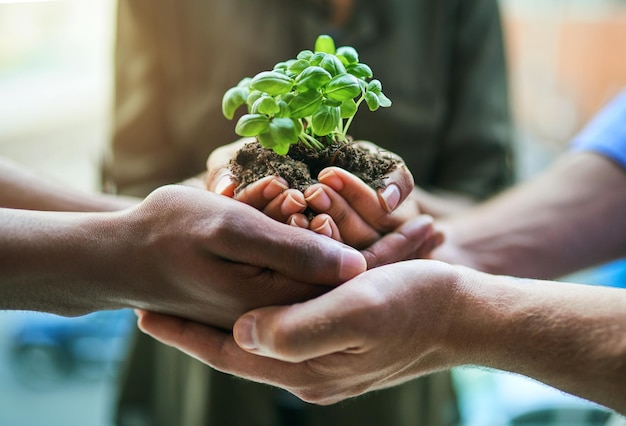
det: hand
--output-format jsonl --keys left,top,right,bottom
{"left": 205, "top": 139, "right": 437, "bottom": 255}
{"left": 136, "top": 259, "right": 460, "bottom": 404}
{"left": 205, "top": 137, "right": 309, "bottom": 223}
{"left": 113, "top": 184, "right": 368, "bottom": 329}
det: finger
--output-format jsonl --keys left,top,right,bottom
{"left": 288, "top": 213, "right": 310, "bottom": 229}
{"left": 137, "top": 311, "right": 303, "bottom": 387}
{"left": 352, "top": 141, "right": 414, "bottom": 207}
{"left": 305, "top": 184, "right": 379, "bottom": 247}
{"left": 309, "top": 213, "right": 342, "bottom": 242}
{"left": 318, "top": 167, "right": 411, "bottom": 231}
{"left": 206, "top": 139, "right": 253, "bottom": 193}
{"left": 208, "top": 169, "right": 237, "bottom": 196}
{"left": 378, "top": 165, "right": 414, "bottom": 212}
{"left": 414, "top": 228, "right": 445, "bottom": 258}
{"left": 326, "top": 140, "right": 414, "bottom": 211}
{"left": 233, "top": 288, "right": 367, "bottom": 362}
{"left": 234, "top": 176, "right": 289, "bottom": 210}
{"left": 262, "top": 189, "right": 307, "bottom": 222}
{"left": 361, "top": 215, "right": 436, "bottom": 268}
{"left": 210, "top": 199, "right": 367, "bottom": 284}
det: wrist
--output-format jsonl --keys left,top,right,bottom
{"left": 441, "top": 266, "right": 513, "bottom": 367}
{"left": 0, "top": 209, "right": 129, "bottom": 315}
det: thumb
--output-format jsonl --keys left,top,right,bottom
{"left": 233, "top": 290, "right": 365, "bottom": 362}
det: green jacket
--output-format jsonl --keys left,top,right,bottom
{"left": 108, "top": 0, "right": 514, "bottom": 425}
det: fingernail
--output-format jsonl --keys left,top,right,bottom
{"left": 378, "top": 184, "right": 400, "bottom": 212}
{"left": 234, "top": 315, "right": 258, "bottom": 351}
{"left": 289, "top": 215, "right": 309, "bottom": 228}
{"left": 263, "top": 178, "right": 288, "bottom": 199}
{"left": 312, "top": 217, "right": 333, "bottom": 237}
{"left": 339, "top": 247, "right": 367, "bottom": 281}
{"left": 215, "top": 173, "right": 235, "bottom": 195}
{"left": 305, "top": 187, "right": 331, "bottom": 210}
{"left": 281, "top": 192, "right": 307, "bottom": 215}
{"left": 318, "top": 169, "right": 344, "bottom": 191}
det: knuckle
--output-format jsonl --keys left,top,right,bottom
{"left": 268, "top": 321, "right": 301, "bottom": 360}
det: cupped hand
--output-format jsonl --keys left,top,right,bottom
{"left": 287, "top": 140, "right": 418, "bottom": 250}
{"left": 116, "top": 184, "right": 366, "bottom": 329}
{"left": 205, "top": 138, "right": 308, "bottom": 222}
{"left": 206, "top": 139, "right": 428, "bottom": 249}
{"left": 136, "top": 259, "right": 461, "bottom": 405}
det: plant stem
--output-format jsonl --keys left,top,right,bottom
{"left": 300, "top": 132, "right": 325, "bottom": 150}
{"left": 342, "top": 96, "right": 365, "bottom": 137}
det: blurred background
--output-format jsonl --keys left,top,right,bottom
{"left": 0, "top": 0, "right": 624, "bottom": 425}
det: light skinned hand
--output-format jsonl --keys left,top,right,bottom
{"left": 135, "top": 259, "right": 460, "bottom": 405}
{"left": 137, "top": 259, "right": 626, "bottom": 413}
{"left": 205, "top": 138, "right": 434, "bottom": 254}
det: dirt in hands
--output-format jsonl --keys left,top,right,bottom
{"left": 229, "top": 139, "right": 399, "bottom": 195}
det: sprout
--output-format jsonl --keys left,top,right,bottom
{"left": 222, "top": 34, "right": 391, "bottom": 155}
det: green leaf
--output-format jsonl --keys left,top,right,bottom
{"left": 367, "top": 79, "right": 382, "bottom": 94}
{"left": 377, "top": 91, "right": 392, "bottom": 108}
{"left": 312, "top": 105, "right": 340, "bottom": 136}
{"left": 323, "top": 98, "right": 342, "bottom": 107}
{"left": 250, "top": 71, "right": 294, "bottom": 95}
{"left": 288, "top": 90, "right": 324, "bottom": 118}
{"left": 340, "top": 99, "right": 358, "bottom": 119}
{"left": 315, "top": 35, "right": 336, "bottom": 54}
{"left": 275, "top": 100, "right": 290, "bottom": 118}
{"left": 278, "top": 92, "right": 295, "bottom": 104}
{"left": 246, "top": 90, "right": 264, "bottom": 110}
{"left": 273, "top": 62, "right": 288, "bottom": 72}
{"left": 319, "top": 54, "right": 346, "bottom": 76}
{"left": 252, "top": 96, "right": 280, "bottom": 115}
{"left": 237, "top": 77, "right": 252, "bottom": 88}
{"left": 364, "top": 91, "right": 380, "bottom": 111}
{"left": 346, "top": 63, "right": 373, "bottom": 79}
{"left": 325, "top": 74, "right": 361, "bottom": 101}
{"left": 272, "top": 142, "right": 291, "bottom": 156}
{"left": 269, "top": 117, "right": 299, "bottom": 146}
{"left": 309, "top": 52, "right": 326, "bottom": 66}
{"left": 257, "top": 131, "right": 277, "bottom": 148}
{"left": 288, "top": 59, "right": 310, "bottom": 76}
{"left": 222, "top": 87, "right": 248, "bottom": 120}
{"left": 292, "top": 118, "right": 303, "bottom": 135}
{"left": 235, "top": 114, "right": 270, "bottom": 137}
{"left": 295, "top": 66, "right": 332, "bottom": 90}
{"left": 336, "top": 46, "right": 359, "bottom": 64}
{"left": 296, "top": 50, "right": 314, "bottom": 61}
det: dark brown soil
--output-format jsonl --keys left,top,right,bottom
{"left": 229, "top": 139, "right": 399, "bottom": 195}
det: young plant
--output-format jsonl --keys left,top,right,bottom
{"left": 222, "top": 35, "right": 391, "bottom": 155}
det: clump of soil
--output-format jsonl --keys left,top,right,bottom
{"left": 230, "top": 139, "right": 399, "bottom": 195}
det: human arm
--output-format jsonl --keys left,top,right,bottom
{"left": 136, "top": 259, "right": 626, "bottom": 413}
{"left": 0, "top": 184, "right": 372, "bottom": 327}
{"left": 0, "top": 157, "right": 137, "bottom": 211}
{"left": 0, "top": 157, "right": 374, "bottom": 326}
{"left": 434, "top": 151, "right": 626, "bottom": 279}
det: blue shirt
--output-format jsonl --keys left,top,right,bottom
{"left": 571, "top": 89, "right": 626, "bottom": 170}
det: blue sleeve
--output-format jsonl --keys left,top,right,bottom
{"left": 570, "top": 89, "right": 626, "bottom": 171}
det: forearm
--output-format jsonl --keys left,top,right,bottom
{"left": 412, "top": 186, "right": 477, "bottom": 218}
{"left": 450, "top": 267, "right": 626, "bottom": 413}
{"left": 434, "top": 153, "right": 626, "bottom": 278}
{"left": 0, "top": 157, "right": 138, "bottom": 212}
{"left": 0, "top": 208, "right": 128, "bottom": 315}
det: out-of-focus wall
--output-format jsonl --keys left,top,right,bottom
{"left": 501, "top": 0, "right": 626, "bottom": 176}
{"left": 0, "top": 0, "right": 116, "bottom": 193}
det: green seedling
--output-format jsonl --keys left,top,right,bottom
{"left": 222, "top": 34, "right": 391, "bottom": 155}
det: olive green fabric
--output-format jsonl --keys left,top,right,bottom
{"left": 107, "top": 0, "right": 514, "bottom": 425}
